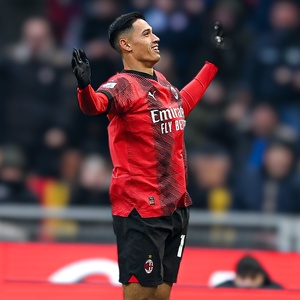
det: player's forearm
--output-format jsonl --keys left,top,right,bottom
{"left": 180, "top": 62, "right": 218, "bottom": 115}
{"left": 77, "top": 84, "right": 109, "bottom": 115}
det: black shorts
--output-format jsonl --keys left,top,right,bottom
{"left": 113, "top": 207, "right": 189, "bottom": 287}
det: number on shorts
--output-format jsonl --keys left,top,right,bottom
{"left": 177, "top": 234, "right": 186, "bottom": 258}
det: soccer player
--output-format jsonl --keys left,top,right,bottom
{"left": 72, "top": 12, "right": 222, "bottom": 300}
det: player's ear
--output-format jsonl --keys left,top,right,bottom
{"left": 119, "top": 38, "right": 132, "bottom": 52}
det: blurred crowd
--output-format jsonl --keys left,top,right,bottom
{"left": 0, "top": 0, "right": 300, "bottom": 215}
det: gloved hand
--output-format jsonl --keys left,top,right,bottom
{"left": 212, "top": 21, "right": 225, "bottom": 49}
{"left": 207, "top": 21, "right": 225, "bottom": 66}
{"left": 71, "top": 48, "right": 91, "bottom": 89}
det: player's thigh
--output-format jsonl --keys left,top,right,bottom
{"left": 123, "top": 283, "right": 156, "bottom": 300}
{"left": 156, "top": 282, "right": 172, "bottom": 300}
{"left": 163, "top": 207, "right": 189, "bottom": 283}
{"left": 123, "top": 282, "right": 172, "bottom": 300}
{"left": 113, "top": 209, "right": 169, "bottom": 286}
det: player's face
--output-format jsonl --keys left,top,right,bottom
{"left": 128, "top": 19, "right": 160, "bottom": 66}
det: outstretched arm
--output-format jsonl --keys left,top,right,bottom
{"left": 180, "top": 22, "right": 224, "bottom": 116}
{"left": 72, "top": 48, "right": 109, "bottom": 115}
{"left": 180, "top": 62, "right": 218, "bottom": 116}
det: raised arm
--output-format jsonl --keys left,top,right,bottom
{"left": 180, "top": 22, "right": 224, "bottom": 116}
{"left": 180, "top": 62, "right": 218, "bottom": 116}
{"left": 72, "top": 48, "right": 109, "bottom": 115}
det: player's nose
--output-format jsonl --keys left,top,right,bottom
{"left": 152, "top": 33, "right": 160, "bottom": 43}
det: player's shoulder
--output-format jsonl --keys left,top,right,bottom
{"left": 98, "top": 72, "right": 132, "bottom": 92}
{"left": 154, "top": 70, "right": 167, "bottom": 80}
{"left": 154, "top": 70, "right": 170, "bottom": 85}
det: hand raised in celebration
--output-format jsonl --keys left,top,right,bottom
{"left": 212, "top": 21, "right": 225, "bottom": 49}
{"left": 71, "top": 48, "right": 91, "bottom": 89}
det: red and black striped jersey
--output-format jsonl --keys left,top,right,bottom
{"left": 78, "top": 62, "right": 218, "bottom": 217}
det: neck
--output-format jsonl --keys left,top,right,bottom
{"left": 122, "top": 58, "right": 154, "bottom": 76}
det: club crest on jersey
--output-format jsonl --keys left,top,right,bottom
{"left": 144, "top": 256, "right": 154, "bottom": 274}
{"left": 170, "top": 86, "right": 178, "bottom": 100}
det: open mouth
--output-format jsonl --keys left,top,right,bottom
{"left": 152, "top": 45, "right": 160, "bottom": 53}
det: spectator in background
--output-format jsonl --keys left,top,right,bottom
{"left": 46, "top": 0, "right": 80, "bottom": 45}
{"left": 0, "top": 0, "right": 44, "bottom": 45}
{"left": 144, "top": 0, "right": 206, "bottom": 87}
{"left": 233, "top": 138, "right": 300, "bottom": 213}
{"left": 188, "top": 144, "right": 234, "bottom": 212}
{"left": 216, "top": 255, "right": 283, "bottom": 289}
{"left": 234, "top": 102, "right": 297, "bottom": 169}
{"left": 239, "top": 0, "right": 300, "bottom": 131}
{"left": 32, "top": 147, "right": 82, "bottom": 241}
{"left": 0, "top": 145, "right": 38, "bottom": 204}
{"left": 191, "top": 0, "right": 251, "bottom": 86}
{"left": 128, "top": 0, "right": 152, "bottom": 14}
{"left": 154, "top": 48, "right": 179, "bottom": 87}
{"left": 0, "top": 16, "right": 70, "bottom": 164}
{"left": 32, "top": 126, "right": 69, "bottom": 178}
{"left": 59, "top": 148, "right": 82, "bottom": 187}
{"left": 186, "top": 94, "right": 250, "bottom": 164}
{"left": 70, "top": 0, "right": 122, "bottom": 87}
{"left": 185, "top": 79, "right": 228, "bottom": 151}
{"left": 63, "top": 0, "right": 124, "bottom": 153}
{"left": 70, "top": 154, "right": 111, "bottom": 206}
{"left": 28, "top": 147, "right": 82, "bottom": 208}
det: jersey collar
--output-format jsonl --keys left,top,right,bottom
{"left": 121, "top": 69, "right": 158, "bottom": 81}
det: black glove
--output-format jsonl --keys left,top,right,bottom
{"left": 212, "top": 21, "right": 225, "bottom": 49}
{"left": 71, "top": 48, "right": 91, "bottom": 89}
{"left": 207, "top": 21, "right": 225, "bottom": 66}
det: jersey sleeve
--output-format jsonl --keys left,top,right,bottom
{"left": 77, "top": 84, "right": 109, "bottom": 115}
{"left": 96, "top": 75, "right": 134, "bottom": 114}
{"left": 180, "top": 62, "right": 218, "bottom": 116}
{"left": 77, "top": 75, "right": 135, "bottom": 115}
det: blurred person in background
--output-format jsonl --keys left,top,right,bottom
{"left": 239, "top": 0, "right": 300, "bottom": 131}
{"left": 190, "top": 0, "right": 252, "bottom": 87}
{"left": 63, "top": 0, "right": 124, "bottom": 154}
{"left": 71, "top": 11, "right": 222, "bottom": 300}
{"left": 188, "top": 143, "right": 234, "bottom": 212}
{"left": 0, "top": 16, "right": 70, "bottom": 165}
{"left": 144, "top": 0, "right": 206, "bottom": 87}
{"left": 0, "top": 145, "right": 38, "bottom": 204}
{"left": 185, "top": 79, "right": 228, "bottom": 151}
{"left": 186, "top": 92, "right": 250, "bottom": 164}
{"left": 69, "top": 0, "right": 123, "bottom": 87}
{"left": 70, "top": 153, "right": 111, "bottom": 206}
{"left": 32, "top": 126, "right": 69, "bottom": 178}
{"left": 128, "top": 0, "right": 152, "bottom": 15}
{"left": 46, "top": 0, "right": 80, "bottom": 45}
{"left": 27, "top": 147, "right": 82, "bottom": 241}
{"left": 233, "top": 138, "right": 300, "bottom": 213}
{"left": 216, "top": 255, "right": 283, "bottom": 289}
{"left": 0, "top": 0, "right": 44, "bottom": 46}
{"left": 154, "top": 48, "right": 179, "bottom": 87}
{"left": 234, "top": 102, "right": 298, "bottom": 169}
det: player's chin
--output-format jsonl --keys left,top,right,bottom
{"left": 152, "top": 53, "right": 160, "bottom": 63}
{"left": 146, "top": 54, "right": 160, "bottom": 66}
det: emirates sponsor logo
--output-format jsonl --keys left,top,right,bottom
{"left": 150, "top": 106, "right": 186, "bottom": 134}
{"left": 150, "top": 106, "right": 184, "bottom": 123}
